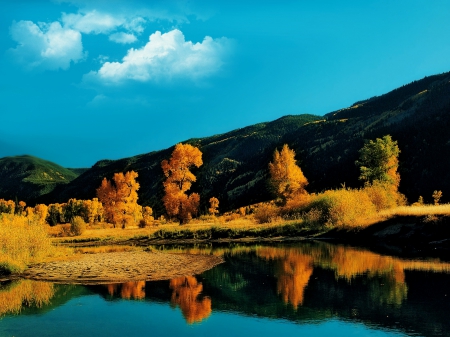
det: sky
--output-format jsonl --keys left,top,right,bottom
{"left": 1, "top": 0, "right": 450, "bottom": 168}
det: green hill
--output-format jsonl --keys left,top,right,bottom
{"left": 0, "top": 155, "right": 81, "bottom": 202}
{"left": 3, "top": 71, "right": 450, "bottom": 213}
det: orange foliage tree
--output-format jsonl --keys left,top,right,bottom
{"left": 161, "top": 143, "right": 203, "bottom": 224}
{"left": 268, "top": 144, "right": 308, "bottom": 204}
{"left": 96, "top": 171, "right": 140, "bottom": 228}
{"left": 208, "top": 197, "right": 219, "bottom": 216}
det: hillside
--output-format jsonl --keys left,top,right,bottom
{"left": 0, "top": 155, "right": 81, "bottom": 202}
{"left": 39, "top": 114, "right": 322, "bottom": 215}
{"left": 3, "top": 71, "right": 450, "bottom": 214}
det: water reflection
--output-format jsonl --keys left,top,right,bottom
{"left": 257, "top": 249, "right": 313, "bottom": 309}
{"left": 157, "top": 242, "right": 450, "bottom": 311}
{"left": 169, "top": 276, "right": 212, "bottom": 324}
{"left": 101, "top": 276, "right": 212, "bottom": 324}
{"left": 0, "top": 280, "right": 54, "bottom": 316}
{"left": 1, "top": 242, "right": 450, "bottom": 336}
{"left": 106, "top": 281, "right": 146, "bottom": 300}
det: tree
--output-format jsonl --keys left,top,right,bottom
{"left": 356, "top": 135, "right": 400, "bottom": 189}
{"left": 96, "top": 171, "right": 140, "bottom": 228}
{"left": 268, "top": 144, "right": 308, "bottom": 204}
{"left": 161, "top": 143, "right": 202, "bottom": 224}
{"left": 432, "top": 190, "right": 443, "bottom": 205}
{"left": 208, "top": 197, "right": 219, "bottom": 216}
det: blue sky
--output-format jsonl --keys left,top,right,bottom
{"left": 1, "top": 0, "right": 450, "bottom": 168}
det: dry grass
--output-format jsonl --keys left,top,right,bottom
{"left": 379, "top": 204, "right": 450, "bottom": 217}
{"left": 346, "top": 204, "right": 450, "bottom": 228}
{"left": 51, "top": 214, "right": 303, "bottom": 244}
{"left": 0, "top": 214, "right": 71, "bottom": 273}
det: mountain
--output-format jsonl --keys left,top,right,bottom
{"left": 0, "top": 155, "right": 82, "bottom": 202}
{"left": 3, "top": 71, "right": 450, "bottom": 214}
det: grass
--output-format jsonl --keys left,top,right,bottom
{"left": 50, "top": 214, "right": 323, "bottom": 246}
{"left": 0, "top": 214, "right": 72, "bottom": 274}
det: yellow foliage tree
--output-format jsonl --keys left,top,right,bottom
{"left": 96, "top": 171, "right": 140, "bottom": 228}
{"left": 161, "top": 143, "right": 203, "bottom": 224}
{"left": 268, "top": 144, "right": 308, "bottom": 204}
{"left": 33, "top": 204, "right": 49, "bottom": 225}
{"left": 208, "top": 197, "right": 219, "bottom": 216}
{"left": 82, "top": 198, "right": 104, "bottom": 224}
{"left": 0, "top": 199, "right": 15, "bottom": 215}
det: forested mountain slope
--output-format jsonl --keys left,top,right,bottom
{"left": 0, "top": 155, "right": 80, "bottom": 202}
{"left": 3, "top": 71, "right": 450, "bottom": 214}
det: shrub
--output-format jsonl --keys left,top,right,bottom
{"left": 70, "top": 216, "right": 86, "bottom": 236}
{"left": 308, "top": 188, "right": 377, "bottom": 228}
{"left": 254, "top": 203, "right": 279, "bottom": 224}
{"left": 0, "top": 214, "right": 57, "bottom": 272}
{"left": 364, "top": 182, "right": 404, "bottom": 211}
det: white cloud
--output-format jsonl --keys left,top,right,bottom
{"left": 62, "top": 10, "right": 146, "bottom": 35}
{"left": 90, "top": 29, "right": 231, "bottom": 83}
{"left": 123, "top": 17, "right": 146, "bottom": 33}
{"left": 109, "top": 32, "right": 137, "bottom": 44}
{"left": 62, "top": 10, "right": 124, "bottom": 34}
{"left": 9, "top": 20, "right": 85, "bottom": 70}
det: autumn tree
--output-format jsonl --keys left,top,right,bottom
{"left": 161, "top": 143, "right": 203, "bottom": 224}
{"left": 63, "top": 198, "right": 86, "bottom": 224}
{"left": 432, "top": 190, "right": 443, "bottom": 205}
{"left": 356, "top": 135, "right": 400, "bottom": 189}
{"left": 208, "top": 197, "right": 219, "bottom": 216}
{"left": 268, "top": 144, "right": 308, "bottom": 204}
{"left": 0, "top": 199, "right": 15, "bottom": 215}
{"left": 139, "top": 206, "right": 154, "bottom": 227}
{"left": 46, "top": 203, "right": 64, "bottom": 226}
{"left": 96, "top": 170, "right": 140, "bottom": 228}
{"left": 82, "top": 198, "right": 104, "bottom": 224}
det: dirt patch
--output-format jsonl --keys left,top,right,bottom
{"left": 18, "top": 251, "right": 224, "bottom": 285}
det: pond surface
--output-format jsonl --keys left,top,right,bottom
{"left": 1, "top": 241, "right": 450, "bottom": 337}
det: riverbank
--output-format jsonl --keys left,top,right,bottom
{"left": 16, "top": 250, "right": 223, "bottom": 284}
{"left": 54, "top": 214, "right": 450, "bottom": 259}
{"left": 318, "top": 214, "right": 450, "bottom": 259}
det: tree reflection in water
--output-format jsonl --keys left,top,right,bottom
{"left": 106, "top": 281, "right": 146, "bottom": 300}
{"left": 257, "top": 248, "right": 313, "bottom": 309}
{"left": 0, "top": 280, "right": 54, "bottom": 316}
{"left": 169, "top": 276, "right": 212, "bottom": 324}
{"left": 254, "top": 244, "right": 450, "bottom": 309}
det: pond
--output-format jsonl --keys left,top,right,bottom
{"left": 1, "top": 241, "right": 449, "bottom": 337}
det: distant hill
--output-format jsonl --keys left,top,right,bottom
{"left": 0, "top": 155, "right": 82, "bottom": 202}
{"left": 3, "top": 71, "right": 450, "bottom": 214}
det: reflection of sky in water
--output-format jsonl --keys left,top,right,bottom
{"left": 0, "top": 294, "right": 404, "bottom": 337}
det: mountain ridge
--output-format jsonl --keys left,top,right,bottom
{"left": 2, "top": 71, "right": 450, "bottom": 214}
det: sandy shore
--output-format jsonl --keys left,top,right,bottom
{"left": 19, "top": 251, "right": 224, "bottom": 284}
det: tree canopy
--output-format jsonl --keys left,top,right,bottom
{"left": 356, "top": 135, "right": 400, "bottom": 188}
{"left": 268, "top": 144, "right": 308, "bottom": 204}
{"left": 161, "top": 143, "right": 203, "bottom": 223}
{"left": 96, "top": 170, "right": 140, "bottom": 228}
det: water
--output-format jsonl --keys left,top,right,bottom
{"left": 1, "top": 241, "right": 449, "bottom": 337}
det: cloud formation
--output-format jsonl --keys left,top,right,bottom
{"left": 62, "top": 10, "right": 124, "bottom": 34}
{"left": 61, "top": 10, "right": 145, "bottom": 35}
{"left": 9, "top": 20, "right": 85, "bottom": 70}
{"left": 109, "top": 32, "right": 137, "bottom": 44}
{"left": 91, "top": 29, "right": 231, "bottom": 83}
